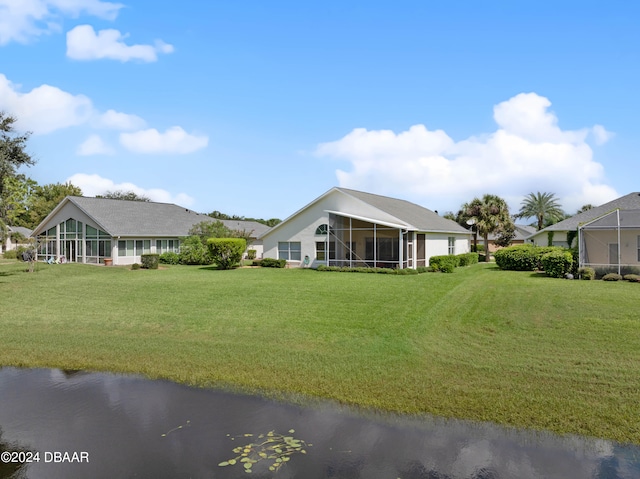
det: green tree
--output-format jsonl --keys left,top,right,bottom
{"left": 517, "top": 192, "right": 565, "bottom": 230}
{"left": 1, "top": 174, "right": 37, "bottom": 227}
{"left": 577, "top": 204, "right": 593, "bottom": 214}
{"left": 464, "top": 194, "right": 514, "bottom": 262}
{"left": 189, "top": 220, "right": 232, "bottom": 242}
{"left": 27, "top": 182, "right": 82, "bottom": 227}
{"left": 96, "top": 190, "right": 151, "bottom": 202}
{"left": 0, "top": 112, "right": 35, "bottom": 237}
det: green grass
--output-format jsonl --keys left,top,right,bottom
{"left": 1, "top": 260, "right": 640, "bottom": 444}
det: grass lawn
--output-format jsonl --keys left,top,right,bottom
{"left": 1, "top": 260, "right": 639, "bottom": 444}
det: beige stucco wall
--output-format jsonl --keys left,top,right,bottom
{"left": 581, "top": 230, "right": 640, "bottom": 266}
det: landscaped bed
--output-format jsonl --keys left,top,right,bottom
{"left": 1, "top": 260, "right": 639, "bottom": 444}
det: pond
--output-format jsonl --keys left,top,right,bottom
{"left": 0, "top": 367, "right": 638, "bottom": 478}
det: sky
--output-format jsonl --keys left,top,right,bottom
{"left": 1, "top": 0, "right": 639, "bottom": 221}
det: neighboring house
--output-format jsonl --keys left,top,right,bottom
{"left": 260, "top": 187, "right": 470, "bottom": 269}
{"left": 579, "top": 208, "right": 640, "bottom": 274}
{"left": 30, "top": 196, "right": 270, "bottom": 265}
{"left": 3, "top": 226, "right": 33, "bottom": 253}
{"left": 477, "top": 224, "right": 536, "bottom": 253}
{"left": 527, "top": 192, "right": 640, "bottom": 249}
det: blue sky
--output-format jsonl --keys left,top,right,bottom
{"left": 1, "top": 1, "right": 639, "bottom": 220}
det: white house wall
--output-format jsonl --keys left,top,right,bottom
{"left": 263, "top": 189, "right": 470, "bottom": 268}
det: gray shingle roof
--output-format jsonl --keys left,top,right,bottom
{"left": 59, "top": 197, "right": 268, "bottom": 238}
{"left": 533, "top": 192, "right": 640, "bottom": 234}
{"left": 336, "top": 188, "right": 469, "bottom": 233}
{"left": 8, "top": 226, "right": 33, "bottom": 236}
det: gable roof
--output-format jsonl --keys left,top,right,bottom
{"left": 531, "top": 192, "right": 640, "bottom": 236}
{"left": 32, "top": 196, "right": 270, "bottom": 238}
{"left": 336, "top": 188, "right": 468, "bottom": 233}
{"left": 261, "top": 187, "right": 468, "bottom": 238}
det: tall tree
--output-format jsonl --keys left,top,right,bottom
{"left": 26, "top": 182, "right": 82, "bottom": 228}
{"left": 0, "top": 112, "right": 35, "bottom": 237}
{"left": 464, "top": 194, "right": 514, "bottom": 262}
{"left": 517, "top": 192, "right": 564, "bottom": 230}
{"left": 96, "top": 190, "right": 151, "bottom": 202}
{"left": 577, "top": 204, "right": 593, "bottom": 214}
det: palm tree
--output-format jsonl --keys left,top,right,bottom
{"left": 464, "top": 194, "right": 513, "bottom": 262}
{"left": 518, "top": 192, "right": 564, "bottom": 230}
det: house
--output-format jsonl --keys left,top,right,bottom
{"left": 527, "top": 192, "right": 640, "bottom": 249}
{"left": 260, "top": 187, "right": 470, "bottom": 269}
{"left": 3, "top": 225, "right": 33, "bottom": 253}
{"left": 30, "top": 196, "right": 270, "bottom": 265}
{"left": 477, "top": 224, "right": 536, "bottom": 253}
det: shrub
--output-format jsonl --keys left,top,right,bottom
{"left": 131, "top": 263, "right": 141, "bottom": 270}
{"left": 602, "top": 273, "right": 622, "bottom": 281}
{"left": 540, "top": 250, "right": 573, "bottom": 278}
{"left": 3, "top": 249, "right": 17, "bottom": 259}
{"left": 494, "top": 245, "right": 564, "bottom": 271}
{"left": 140, "top": 254, "right": 160, "bottom": 269}
{"left": 246, "top": 249, "right": 257, "bottom": 260}
{"left": 207, "top": 238, "right": 247, "bottom": 269}
{"left": 623, "top": 274, "right": 640, "bottom": 282}
{"left": 578, "top": 267, "right": 595, "bottom": 280}
{"left": 159, "top": 252, "right": 180, "bottom": 265}
{"left": 457, "top": 252, "right": 479, "bottom": 266}
{"left": 179, "top": 236, "right": 212, "bottom": 265}
{"left": 429, "top": 255, "right": 459, "bottom": 273}
{"left": 260, "top": 258, "right": 287, "bottom": 268}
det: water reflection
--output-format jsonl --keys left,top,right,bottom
{"left": 0, "top": 367, "right": 638, "bottom": 478}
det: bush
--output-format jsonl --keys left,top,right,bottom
{"left": 578, "top": 267, "right": 595, "bottom": 280}
{"left": 207, "top": 238, "right": 246, "bottom": 269}
{"left": 159, "top": 252, "right": 180, "bottom": 265}
{"left": 540, "top": 250, "right": 573, "bottom": 278}
{"left": 494, "top": 245, "right": 564, "bottom": 271}
{"left": 246, "top": 249, "right": 257, "bottom": 260}
{"left": 623, "top": 274, "right": 640, "bottom": 282}
{"left": 131, "top": 263, "right": 141, "bottom": 270}
{"left": 179, "top": 236, "right": 213, "bottom": 265}
{"left": 602, "top": 273, "right": 622, "bottom": 281}
{"left": 260, "top": 258, "right": 287, "bottom": 268}
{"left": 457, "top": 252, "right": 479, "bottom": 267}
{"left": 140, "top": 254, "right": 159, "bottom": 269}
{"left": 3, "top": 249, "right": 17, "bottom": 259}
{"left": 429, "top": 255, "right": 459, "bottom": 273}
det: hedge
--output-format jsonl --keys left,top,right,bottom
{"left": 207, "top": 238, "right": 246, "bottom": 269}
{"left": 540, "top": 250, "right": 573, "bottom": 278}
{"left": 494, "top": 245, "right": 564, "bottom": 271}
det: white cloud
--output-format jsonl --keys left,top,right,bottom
{"left": 76, "top": 134, "right": 113, "bottom": 155}
{"left": 0, "top": 73, "right": 92, "bottom": 134}
{"left": 316, "top": 92, "right": 618, "bottom": 214}
{"left": 66, "top": 173, "right": 195, "bottom": 206}
{"left": 66, "top": 25, "right": 174, "bottom": 62}
{"left": 120, "top": 126, "right": 208, "bottom": 154}
{"left": 97, "top": 109, "right": 146, "bottom": 130}
{"left": 0, "top": 0, "right": 123, "bottom": 45}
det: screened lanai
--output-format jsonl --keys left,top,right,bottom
{"left": 579, "top": 209, "right": 640, "bottom": 275}
{"left": 323, "top": 212, "right": 427, "bottom": 269}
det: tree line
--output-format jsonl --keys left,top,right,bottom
{"left": 443, "top": 192, "right": 594, "bottom": 262}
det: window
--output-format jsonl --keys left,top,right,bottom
{"left": 448, "top": 237, "right": 455, "bottom": 255}
{"left": 156, "top": 239, "right": 179, "bottom": 254}
{"left": 316, "top": 242, "right": 326, "bottom": 261}
{"left": 85, "top": 225, "right": 111, "bottom": 263}
{"left": 637, "top": 236, "right": 640, "bottom": 262}
{"left": 278, "top": 242, "right": 301, "bottom": 261}
{"left": 315, "top": 224, "right": 328, "bottom": 235}
{"left": 118, "top": 240, "right": 152, "bottom": 257}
